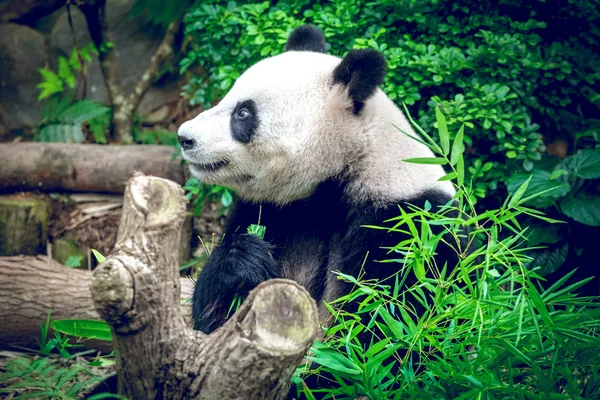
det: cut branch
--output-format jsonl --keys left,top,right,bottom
{"left": 90, "top": 174, "right": 318, "bottom": 399}
{"left": 0, "top": 255, "right": 194, "bottom": 352}
{"left": 0, "top": 143, "right": 186, "bottom": 193}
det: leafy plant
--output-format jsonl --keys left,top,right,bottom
{"left": 38, "top": 97, "right": 110, "bottom": 143}
{"left": 292, "top": 110, "right": 600, "bottom": 399}
{"left": 37, "top": 43, "right": 98, "bottom": 101}
{"left": 51, "top": 320, "right": 113, "bottom": 342}
{"left": 0, "top": 355, "right": 106, "bottom": 399}
{"left": 183, "top": 177, "right": 233, "bottom": 216}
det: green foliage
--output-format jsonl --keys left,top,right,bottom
{"left": 182, "top": 0, "right": 599, "bottom": 279}
{"left": 128, "top": 0, "right": 189, "bottom": 31}
{"left": 38, "top": 98, "right": 110, "bottom": 143}
{"left": 133, "top": 128, "right": 179, "bottom": 146}
{"left": 51, "top": 320, "right": 113, "bottom": 342}
{"left": 0, "top": 355, "right": 106, "bottom": 399}
{"left": 292, "top": 110, "right": 600, "bottom": 399}
{"left": 37, "top": 44, "right": 97, "bottom": 101}
{"left": 64, "top": 255, "right": 84, "bottom": 268}
{"left": 183, "top": 176, "right": 233, "bottom": 216}
{"left": 91, "top": 249, "right": 106, "bottom": 264}
{"left": 39, "top": 310, "right": 76, "bottom": 358}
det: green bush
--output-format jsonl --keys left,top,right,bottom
{"left": 290, "top": 110, "right": 600, "bottom": 399}
{"left": 181, "top": 0, "right": 599, "bottom": 284}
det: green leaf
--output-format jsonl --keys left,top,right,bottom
{"left": 403, "top": 157, "right": 447, "bottom": 165}
{"left": 456, "top": 153, "right": 464, "bottom": 186}
{"left": 438, "top": 172, "right": 457, "bottom": 181}
{"left": 64, "top": 255, "right": 83, "bottom": 268}
{"left": 247, "top": 224, "right": 266, "bottom": 239}
{"left": 436, "top": 107, "right": 449, "bottom": 155}
{"left": 69, "top": 49, "right": 82, "bottom": 71}
{"left": 306, "top": 351, "right": 361, "bottom": 376}
{"left": 91, "top": 249, "right": 106, "bottom": 263}
{"left": 559, "top": 148, "right": 600, "bottom": 180}
{"left": 560, "top": 194, "right": 600, "bottom": 226}
{"left": 59, "top": 100, "right": 110, "bottom": 124}
{"left": 526, "top": 222, "right": 563, "bottom": 246}
{"left": 50, "top": 319, "right": 112, "bottom": 341}
{"left": 507, "top": 175, "right": 532, "bottom": 208}
{"left": 37, "top": 69, "right": 63, "bottom": 100}
{"left": 39, "top": 124, "right": 85, "bottom": 143}
{"left": 58, "top": 57, "right": 75, "bottom": 89}
{"left": 450, "top": 124, "right": 464, "bottom": 165}
{"left": 221, "top": 189, "right": 233, "bottom": 207}
{"left": 506, "top": 170, "right": 571, "bottom": 208}
{"left": 529, "top": 243, "right": 569, "bottom": 275}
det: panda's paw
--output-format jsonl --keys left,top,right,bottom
{"left": 192, "top": 234, "right": 280, "bottom": 333}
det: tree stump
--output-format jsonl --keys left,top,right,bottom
{"left": 0, "top": 195, "right": 49, "bottom": 256}
{"left": 90, "top": 174, "right": 318, "bottom": 399}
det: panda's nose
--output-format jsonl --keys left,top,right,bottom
{"left": 178, "top": 133, "right": 196, "bottom": 151}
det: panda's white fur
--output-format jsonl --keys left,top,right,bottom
{"left": 178, "top": 50, "right": 454, "bottom": 206}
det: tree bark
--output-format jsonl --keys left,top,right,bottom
{"left": 0, "top": 143, "right": 185, "bottom": 193}
{"left": 90, "top": 174, "right": 318, "bottom": 399}
{"left": 0, "top": 255, "right": 194, "bottom": 352}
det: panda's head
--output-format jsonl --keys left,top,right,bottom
{"left": 178, "top": 25, "right": 389, "bottom": 204}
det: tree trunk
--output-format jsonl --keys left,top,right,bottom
{"left": 90, "top": 174, "right": 318, "bottom": 399}
{"left": 0, "top": 143, "right": 185, "bottom": 193}
{"left": 0, "top": 255, "right": 194, "bottom": 353}
{"left": 0, "top": 195, "right": 49, "bottom": 256}
{"left": 79, "top": 0, "right": 181, "bottom": 144}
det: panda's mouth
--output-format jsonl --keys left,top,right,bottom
{"left": 192, "top": 160, "right": 230, "bottom": 172}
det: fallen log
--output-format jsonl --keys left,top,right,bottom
{"left": 0, "top": 143, "right": 186, "bottom": 194}
{"left": 90, "top": 174, "right": 318, "bottom": 399}
{"left": 0, "top": 255, "right": 195, "bottom": 352}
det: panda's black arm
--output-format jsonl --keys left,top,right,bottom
{"left": 191, "top": 201, "right": 281, "bottom": 333}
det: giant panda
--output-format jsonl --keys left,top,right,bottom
{"left": 178, "top": 25, "right": 458, "bottom": 335}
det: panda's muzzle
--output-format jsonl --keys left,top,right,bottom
{"left": 192, "top": 159, "right": 229, "bottom": 172}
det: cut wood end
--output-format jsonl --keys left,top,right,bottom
{"left": 90, "top": 258, "right": 134, "bottom": 320}
{"left": 246, "top": 279, "right": 318, "bottom": 354}
{"left": 128, "top": 175, "right": 186, "bottom": 227}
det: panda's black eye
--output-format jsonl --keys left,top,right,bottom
{"left": 231, "top": 100, "right": 258, "bottom": 143}
{"left": 236, "top": 108, "right": 250, "bottom": 120}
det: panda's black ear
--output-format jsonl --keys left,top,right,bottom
{"left": 332, "top": 49, "right": 387, "bottom": 114}
{"left": 285, "top": 25, "right": 326, "bottom": 53}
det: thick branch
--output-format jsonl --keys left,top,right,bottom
{"left": 0, "top": 143, "right": 185, "bottom": 193}
{"left": 91, "top": 175, "right": 318, "bottom": 399}
{"left": 79, "top": 0, "right": 125, "bottom": 110}
{"left": 128, "top": 19, "right": 181, "bottom": 111}
{"left": 0, "top": 255, "right": 194, "bottom": 352}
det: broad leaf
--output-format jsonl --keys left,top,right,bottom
{"left": 59, "top": 100, "right": 110, "bottom": 124}
{"left": 558, "top": 148, "right": 600, "bottom": 180}
{"left": 39, "top": 124, "right": 84, "bottom": 143}
{"left": 529, "top": 243, "right": 569, "bottom": 276}
{"left": 560, "top": 194, "right": 600, "bottom": 226}
{"left": 50, "top": 319, "right": 112, "bottom": 341}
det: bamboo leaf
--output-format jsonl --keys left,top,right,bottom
{"left": 436, "top": 107, "right": 450, "bottom": 155}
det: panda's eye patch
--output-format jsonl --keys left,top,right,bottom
{"left": 230, "top": 100, "right": 258, "bottom": 143}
